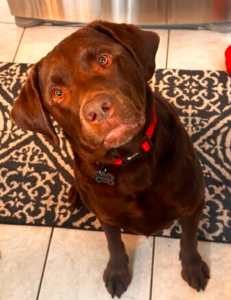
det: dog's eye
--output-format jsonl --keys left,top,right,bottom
{"left": 53, "top": 88, "right": 64, "bottom": 102}
{"left": 97, "top": 54, "right": 111, "bottom": 67}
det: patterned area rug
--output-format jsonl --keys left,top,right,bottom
{"left": 0, "top": 63, "right": 231, "bottom": 243}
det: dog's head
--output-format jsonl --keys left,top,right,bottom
{"left": 11, "top": 21, "right": 159, "bottom": 163}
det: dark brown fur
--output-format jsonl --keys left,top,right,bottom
{"left": 11, "top": 21, "right": 210, "bottom": 298}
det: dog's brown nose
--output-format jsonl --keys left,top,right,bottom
{"left": 82, "top": 94, "right": 114, "bottom": 123}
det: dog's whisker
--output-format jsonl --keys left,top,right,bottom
{"left": 101, "top": 113, "right": 112, "bottom": 127}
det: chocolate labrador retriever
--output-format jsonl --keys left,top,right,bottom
{"left": 11, "top": 21, "right": 210, "bottom": 298}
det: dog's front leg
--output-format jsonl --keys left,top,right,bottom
{"left": 100, "top": 220, "right": 131, "bottom": 298}
{"left": 179, "top": 201, "right": 210, "bottom": 291}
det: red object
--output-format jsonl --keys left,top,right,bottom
{"left": 225, "top": 45, "right": 231, "bottom": 75}
{"left": 113, "top": 110, "right": 157, "bottom": 165}
{"left": 113, "top": 158, "right": 123, "bottom": 165}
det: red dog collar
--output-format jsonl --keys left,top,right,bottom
{"left": 113, "top": 110, "right": 157, "bottom": 165}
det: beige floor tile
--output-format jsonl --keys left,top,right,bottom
{"left": 152, "top": 29, "right": 169, "bottom": 69}
{"left": 168, "top": 30, "right": 231, "bottom": 71}
{"left": 0, "top": 224, "right": 52, "bottom": 300}
{"left": 0, "top": 0, "right": 15, "bottom": 23}
{"left": 15, "top": 25, "right": 79, "bottom": 63}
{"left": 39, "top": 229, "right": 154, "bottom": 300}
{"left": 151, "top": 237, "right": 231, "bottom": 300}
{"left": 0, "top": 23, "right": 23, "bottom": 62}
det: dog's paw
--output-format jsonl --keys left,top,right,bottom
{"left": 103, "top": 265, "right": 131, "bottom": 298}
{"left": 68, "top": 184, "right": 84, "bottom": 210}
{"left": 181, "top": 260, "right": 210, "bottom": 292}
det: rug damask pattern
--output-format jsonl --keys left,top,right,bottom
{"left": 0, "top": 63, "right": 231, "bottom": 243}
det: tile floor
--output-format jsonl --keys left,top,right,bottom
{"left": 1, "top": 1, "right": 231, "bottom": 299}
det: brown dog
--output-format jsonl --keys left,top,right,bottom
{"left": 11, "top": 21, "right": 210, "bottom": 298}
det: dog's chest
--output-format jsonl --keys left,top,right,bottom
{"left": 79, "top": 180, "right": 177, "bottom": 235}
{"left": 76, "top": 160, "right": 182, "bottom": 235}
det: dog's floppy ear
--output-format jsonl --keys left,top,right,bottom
{"left": 89, "top": 21, "right": 160, "bottom": 81}
{"left": 10, "top": 63, "right": 59, "bottom": 146}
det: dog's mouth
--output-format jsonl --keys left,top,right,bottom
{"left": 103, "top": 116, "right": 145, "bottom": 149}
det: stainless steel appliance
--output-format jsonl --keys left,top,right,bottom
{"left": 7, "top": 0, "right": 231, "bottom": 28}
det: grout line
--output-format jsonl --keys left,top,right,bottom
{"left": 12, "top": 27, "right": 25, "bottom": 63}
{"left": 36, "top": 227, "right": 54, "bottom": 300}
{"left": 149, "top": 237, "right": 156, "bottom": 300}
{"left": 166, "top": 29, "right": 170, "bottom": 69}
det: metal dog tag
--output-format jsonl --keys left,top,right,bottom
{"left": 94, "top": 170, "right": 115, "bottom": 186}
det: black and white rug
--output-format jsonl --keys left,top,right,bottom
{"left": 0, "top": 63, "right": 231, "bottom": 243}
